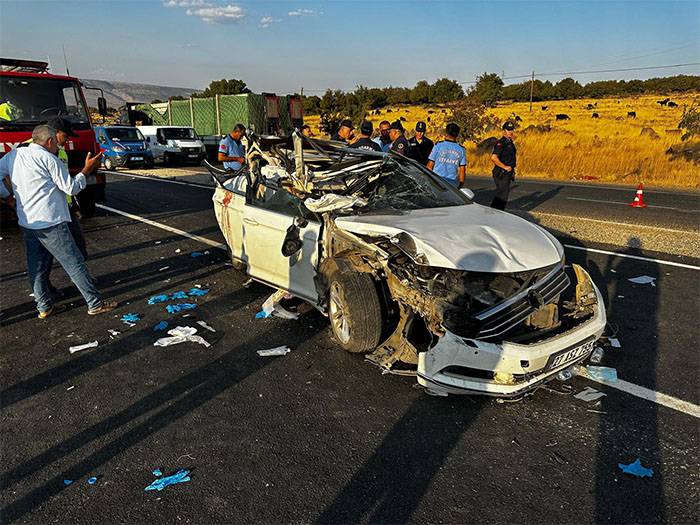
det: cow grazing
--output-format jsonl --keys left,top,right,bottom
{"left": 586, "top": 103, "right": 595, "bottom": 110}
{"left": 386, "top": 109, "right": 392, "bottom": 113}
{"left": 657, "top": 98, "right": 670, "bottom": 106}
{"left": 514, "top": 115, "right": 522, "bottom": 122}
{"left": 592, "top": 113, "right": 599, "bottom": 118}
{"left": 667, "top": 101, "right": 678, "bottom": 108}
{"left": 427, "top": 110, "right": 435, "bottom": 114}
{"left": 627, "top": 111, "right": 636, "bottom": 118}
{"left": 399, "top": 116, "right": 407, "bottom": 121}
{"left": 541, "top": 105, "right": 548, "bottom": 111}
{"left": 427, "top": 117, "right": 431, "bottom": 122}
{"left": 555, "top": 114, "right": 570, "bottom": 120}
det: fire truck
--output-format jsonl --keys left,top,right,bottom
{"left": 0, "top": 58, "right": 107, "bottom": 216}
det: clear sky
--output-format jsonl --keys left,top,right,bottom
{"left": 1, "top": 0, "right": 698, "bottom": 93}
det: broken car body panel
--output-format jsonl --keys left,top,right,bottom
{"left": 210, "top": 133, "right": 607, "bottom": 398}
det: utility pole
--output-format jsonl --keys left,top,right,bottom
{"left": 529, "top": 71, "right": 535, "bottom": 113}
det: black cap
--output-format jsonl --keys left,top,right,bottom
{"left": 503, "top": 121, "right": 516, "bottom": 131}
{"left": 389, "top": 120, "right": 404, "bottom": 132}
{"left": 340, "top": 119, "right": 353, "bottom": 129}
{"left": 415, "top": 121, "right": 426, "bottom": 132}
{"left": 48, "top": 117, "right": 78, "bottom": 137}
{"left": 360, "top": 120, "right": 373, "bottom": 135}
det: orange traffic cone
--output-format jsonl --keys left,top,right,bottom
{"left": 628, "top": 183, "right": 647, "bottom": 208}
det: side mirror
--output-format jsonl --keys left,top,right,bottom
{"left": 460, "top": 187, "right": 475, "bottom": 200}
{"left": 145, "top": 137, "right": 151, "bottom": 143}
{"left": 97, "top": 97, "right": 107, "bottom": 116}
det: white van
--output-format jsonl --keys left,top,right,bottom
{"left": 137, "top": 125, "right": 206, "bottom": 165}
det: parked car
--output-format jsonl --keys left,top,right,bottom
{"left": 208, "top": 134, "right": 607, "bottom": 398}
{"left": 95, "top": 125, "right": 153, "bottom": 170}
{"left": 137, "top": 125, "right": 206, "bottom": 165}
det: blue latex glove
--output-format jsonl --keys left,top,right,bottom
{"left": 147, "top": 294, "right": 169, "bottom": 305}
{"left": 618, "top": 458, "right": 653, "bottom": 478}
{"left": 188, "top": 288, "right": 209, "bottom": 297}
{"left": 144, "top": 469, "right": 191, "bottom": 491}
{"left": 166, "top": 303, "right": 197, "bottom": 314}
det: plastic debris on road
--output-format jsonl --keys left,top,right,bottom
{"left": 196, "top": 320, "right": 216, "bottom": 332}
{"left": 69, "top": 341, "right": 99, "bottom": 354}
{"left": 608, "top": 337, "right": 622, "bottom": 348}
{"left": 63, "top": 479, "right": 73, "bottom": 486}
{"left": 153, "top": 321, "right": 169, "bottom": 332}
{"left": 590, "top": 347, "right": 604, "bottom": 364}
{"left": 120, "top": 313, "right": 141, "bottom": 324}
{"left": 107, "top": 329, "right": 120, "bottom": 337}
{"left": 87, "top": 477, "right": 98, "bottom": 485}
{"left": 191, "top": 251, "right": 203, "bottom": 258}
{"left": 574, "top": 386, "right": 607, "bottom": 402}
{"left": 242, "top": 279, "right": 254, "bottom": 288}
{"left": 188, "top": 288, "right": 209, "bottom": 297}
{"left": 166, "top": 303, "right": 197, "bottom": 314}
{"left": 257, "top": 346, "right": 291, "bottom": 357}
{"left": 628, "top": 275, "right": 656, "bottom": 287}
{"left": 169, "top": 291, "right": 189, "bottom": 300}
{"left": 152, "top": 468, "right": 162, "bottom": 477}
{"left": 618, "top": 458, "right": 654, "bottom": 478}
{"left": 154, "top": 326, "right": 211, "bottom": 348}
{"left": 256, "top": 290, "right": 299, "bottom": 320}
{"left": 144, "top": 469, "right": 191, "bottom": 491}
{"left": 158, "top": 266, "right": 170, "bottom": 272}
{"left": 574, "top": 365, "right": 618, "bottom": 382}
{"left": 147, "top": 294, "right": 169, "bottom": 305}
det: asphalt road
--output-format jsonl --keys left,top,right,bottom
{"left": 0, "top": 173, "right": 698, "bottom": 523}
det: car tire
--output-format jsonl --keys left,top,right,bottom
{"left": 328, "top": 270, "right": 382, "bottom": 353}
{"left": 163, "top": 153, "right": 171, "bottom": 166}
{"left": 104, "top": 157, "right": 114, "bottom": 170}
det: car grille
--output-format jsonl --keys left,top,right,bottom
{"left": 473, "top": 264, "right": 570, "bottom": 340}
{"left": 182, "top": 147, "right": 200, "bottom": 154}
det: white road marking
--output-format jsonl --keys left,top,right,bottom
{"left": 567, "top": 196, "right": 699, "bottom": 213}
{"left": 102, "top": 169, "right": 214, "bottom": 189}
{"left": 586, "top": 376, "right": 700, "bottom": 419}
{"left": 96, "top": 202, "right": 700, "bottom": 417}
{"left": 529, "top": 209, "right": 699, "bottom": 235}
{"left": 563, "top": 244, "right": 700, "bottom": 271}
{"left": 95, "top": 204, "right": 226, "bottom": 250}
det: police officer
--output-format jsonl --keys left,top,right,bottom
{"left": 331, "top": 119, "right": 354, "bottom": 143}
{"left": 373, "top": 120, "right": 392, "bottom": 152}
{"left": 408, "top": 121, "right": 433, "bottom": 165}
{"left": 388, "top": 120, "right": 410, "bottom": 156}
{"left": 218, "top": 123, "right": 246, "bottom": 171}
{"left": 490, "top": 121, "right": 517, "bottom": 210}
{"left": 349, "top": 121, "right": 381, "bottom": 151}
{"left": 427, "top": 123, "right": 466, "bottom": 187}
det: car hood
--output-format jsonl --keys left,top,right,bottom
{"left": 334, "top": 204, "right": 564, "bottom": 273}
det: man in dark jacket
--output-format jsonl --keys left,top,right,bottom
{"left": 408, "top": 121, "right": 433, "bottom": 165}
{"left": 490, "top": 121, "right": 517, "bottom": 210}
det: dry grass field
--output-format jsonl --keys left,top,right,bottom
{"left": 306, "top": 93, "right": 700, "bottom": 189}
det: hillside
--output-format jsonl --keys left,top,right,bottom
{"left": 81, "top": 79, "right": 199, "bottom": 109}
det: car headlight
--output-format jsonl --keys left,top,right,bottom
{"left": 112, "top": 145, "right": 125, "bottom": 152}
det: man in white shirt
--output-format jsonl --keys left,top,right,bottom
{"left": 0, "top": 125, "right": 117, "bottom": 318}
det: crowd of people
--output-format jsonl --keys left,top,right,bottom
{"left": 306, "top": 118, "right": 518, "bottom": 204}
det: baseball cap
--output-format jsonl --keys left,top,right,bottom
{"left": 340, "top": 119, "right": 353, "bottom": 129}
{"left": 360, "top": 120, "right": 373, "bottom": 135}
{"left": 48, "top": 117, "right": 78, "bottom": 137}
{"left": 389, "top": 120, "right": 404, "bottom": 132}
{"left": 503, "top": 121, "right": 516, "bottom": 131}
{"left": 415, "top": 121, "right": 426, "bottom": 132}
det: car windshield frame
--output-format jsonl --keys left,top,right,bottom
{"left": 0, "top": 76, "right": 90, "bottom": 128}
{"left": 162, "top": 127, "right": 197, "bottom": 140}
{"left": 106, "top": 127, "right": 144, "bottom": 142}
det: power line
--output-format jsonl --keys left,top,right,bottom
{"left": 500, "top": 62, "right": 700, "bottom": 82}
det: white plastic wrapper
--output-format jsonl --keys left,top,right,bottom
{"left": 69, "top": 341, "right": 99, "bottom": 354}
{"left": 257, "top": 346, "right": 291, "bottom": 357}
{"left": 304, "top": 194, "right": 368, "bottom": 213}
{"left": 154, "top": 326, "right": 211, "bottom": 348}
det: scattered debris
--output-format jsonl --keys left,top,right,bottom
{"left": 628, "top": 275, "right": 656, "bottom": 287}
{"left": 618, "top": 458, "right": 654, "bottom": 478}
{"left": 158, "top": 266, "right": 170, "bottom": 272}
{"left": 63, "top": 479, "right": 73, "bottom": 486}
{"left": 575, "top": 365, "right": 618, "bottom": 382}
{"left": 574, "top": 386, "right": 607, "bottom": 402}
{"left": 147, "top": 294, "right": 169, "bottom": 305}
{"left": 188, "top": 288, "right": 209, "bottom": 297}
{"left": 194, "top": 284, "right": 202, "bottom": 288}
{"left": 170, "top": 291, "right": 189, "bottom": 300}
{"left": 155, "top": 241, "right": 162, "bottom": 245}
{"left": 87, "top": 477, "right": 98, "bottom": 485}
{"left": 256, "top": 290, "right": 298, "bottom": 320}
{"left": 154, "top": 326, "right": 211, "bottom": 348}
{"left": 153, "top": 321, "right": 169, "bottom": 332}
{"left": 175, "top": 248, "right": 181, "bottom": 253}
{"left": 242, "top": 278, "right": 254, "bottom": 288}
{"left": 107, "top": 329, "right": 120, "bottom": 337}
{"left": 152, "top": 469, "right": 162, "bottom": 477}
{"left": 166, "top": 303, "right": 197, "bottom": 314}
{"left": 69, "top": 341, "right": 99, "bottom": 354}
{"left": 204, "top": 250, "right": 210, "bottom": 255}
{"left": 587, "top": 409, "right": 608, "bottom": 414}
{"left": 257, "top": 346, "right": 291, "bottom": 356}
{"left": 144, "top": 469, "right": 191, "bottom": 491}
{"left": 556, "top": 368, "right": 573, "bottom": 381}
{"left": 608, "top": 337, "right": 622, "bottom": 348}
{"left": 66, "top": 386, "right": 75, "bottom": 391}
{"left": 120, "top": 313, "right": 141, "bottom": 324}
{"left": 196, "top": 320, "right": 216, "bottom": 332}
{"left": 590, "top": 347, "right": 604, "bottom": 364}
{"left": 191, "top": 251, "right": 203, "bottom": 258}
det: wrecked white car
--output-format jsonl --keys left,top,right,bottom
{"left": 208, "top": 133, "right": 607, "bottom": 398}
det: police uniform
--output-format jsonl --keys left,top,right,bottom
{"left": 350, "top": 121, "right": 381, "bottom": 152}
{"left": 389, "top": 121, "right": 411, "bottom": 156}
{"left": 408, "top": 121, "right": 433, "bottom": 165}
{"left": 219, "top": 134, "right": 246, "bottom": 171}
{"left": 490, "top": 122, "right": 517, "bottom": 210}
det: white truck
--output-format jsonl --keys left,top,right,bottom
{"left": 137, "top": 125, "right": 206, "bottom": 165}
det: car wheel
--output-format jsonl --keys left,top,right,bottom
{"left": 104, "top": 157, "right": 114, "bottom": 170}
{"left": 163, "top": 153, "right": 170, "bottom": 165}
{"left": 328, "top": 270, "right": 382, "bottom": 353}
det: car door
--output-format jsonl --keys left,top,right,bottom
{"left": 242, "top": 187, "right": 321, "bottom": 304}
{"left": 213, "top": 176, "right": 247, "bottom": 263}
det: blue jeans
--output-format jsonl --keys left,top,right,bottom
{"left": 23, "top": 223, "right": 102, "bottom": 312}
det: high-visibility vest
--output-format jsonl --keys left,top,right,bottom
{"left": 0, "top": 101, "right": 20, "bottom": 121}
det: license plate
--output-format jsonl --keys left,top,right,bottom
{"left": 546, "top": 338, "right": 595, "bottom": 370}
{"left": 131, "top": 156, "right": 143, "bottom": 161}
{"left": 188, "top": 154, "right": 198, "bottom": 158}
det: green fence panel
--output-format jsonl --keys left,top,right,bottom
{"left": 219, "top": 94, "right": 249, "bottom": 134}
{"left": 192, "top": 97, "right": 216, "bottom": 136}
{"left": 134, "top": 104, "right": 168, "bottom": 125}
{"left": 279, "top": 96, "right": 291, "bottom": 134}
{"left": 246, "top": 94, "right": 266, "bottom": 134}
{"left": 170, "top": 100, "right": 191, "bottom": 126}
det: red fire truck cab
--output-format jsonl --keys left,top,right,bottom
{"left": 0, "top": 58, "right": 107, "bottom": 217}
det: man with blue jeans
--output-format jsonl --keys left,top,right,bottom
{"left": 427, "top": 123, "right": 467, "bottom": 188}
{"left": 0, "top": 125, "right": 117, "bottom": 318}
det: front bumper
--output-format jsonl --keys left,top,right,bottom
{"left": 111, "top": 152, "right": 153, "bottom": 167}
{"left": 417, "top": 267, "right": 607, "bottom": 397}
